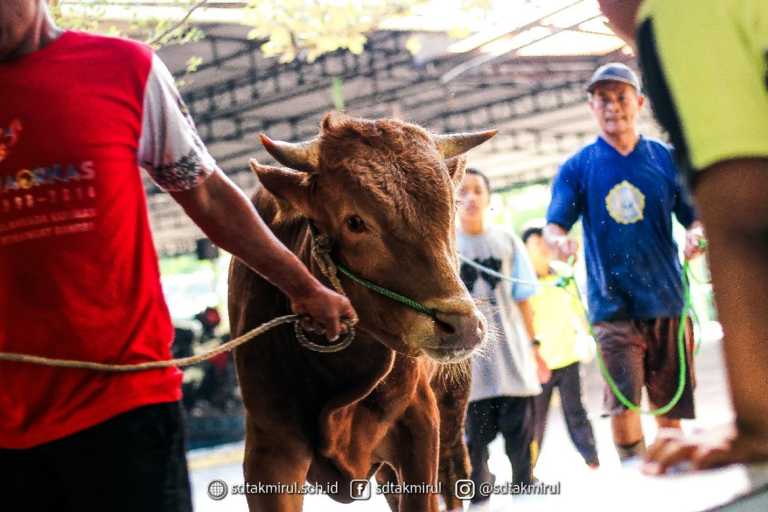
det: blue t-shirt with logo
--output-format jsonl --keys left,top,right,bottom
{"left": 546, "top": 136, "right": 696, "bottom": 323}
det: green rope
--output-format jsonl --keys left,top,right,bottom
{"left": 686, "top": 263, "right": 711, "bottom": 286}
{"left": 679, "top": 239, "right": 710, "bottom": 355}
{"left": 307, "top": 221, "right": 437, "bottom": 319}
{"left": 461, "top": 251, "right": 704, "bottom": 416}
{"left": 336, "top": 264, "right": 437, "bottom": 319}
{"left": 317, "top": 218, "right": 705, "bottom": 402}
{"left": 565, "top": 261, "right": 693, "bottom": 416}
{"left": 689, "top": 301, "right": 703, "bottom": 355}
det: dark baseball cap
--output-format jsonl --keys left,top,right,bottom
{"left": 586, "top": 62, "right": 641, "bottom": 93}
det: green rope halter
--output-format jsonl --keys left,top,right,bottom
{"left": 308, "top": 222, "right": 438, "bottom": 320}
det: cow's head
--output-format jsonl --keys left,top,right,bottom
{"left": 250, "top": 112, "right": 494, "bottom": 362}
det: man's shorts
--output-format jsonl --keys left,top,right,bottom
{"left": 593, "top": 317, "right": 696, "bottom": 419}
{"left": 0, "top": 401, "right": 192, "bottom": 512}
{"left": 636, "top": 0, "right": 768, "bottom": 185}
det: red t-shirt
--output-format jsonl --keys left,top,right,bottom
{"left": 0, "top": 31, "right": 215, "bottom": 448}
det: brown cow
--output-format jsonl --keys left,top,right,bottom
{"left": 228, "top": 112, "right": 494, "bottom": 511}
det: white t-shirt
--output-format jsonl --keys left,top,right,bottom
{"left": 457, "top": 227, "right": 542, "bottom": 401}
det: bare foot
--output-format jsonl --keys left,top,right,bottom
{"left": 643, "top": 424, "right": 768, "bottom": 475}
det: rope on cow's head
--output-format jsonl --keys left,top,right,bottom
{"left": 293, "top": 220, "right": 439, "bottom": 353}
{"left": 307, "top": 222, "right": 438, "bottom": 320}
{"left": 285, "top": 224, "right": 355, "bottom": 353}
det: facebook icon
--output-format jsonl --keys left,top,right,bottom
{"left": 350, "top": 479, "right": 371, "bottom": 500}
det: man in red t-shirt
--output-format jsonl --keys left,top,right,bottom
{"left": 0, "top": 2, "right": 356, "bottom": 510}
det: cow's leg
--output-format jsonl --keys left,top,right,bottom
{"left": 243, "top": 421, "right": 312, "bottom": 512}
{"left": 374, "top": 462, "right": 401, "bottom": 512}
{"left": 432, "top": 365, "right": 471, "bottom": 512}
{"left": 395, "top": 380, "right": 441, "bottom": 512}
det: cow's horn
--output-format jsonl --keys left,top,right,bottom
{"left": 434, "top": 130, "right": 497, "bottom": 159}
{"left": 259, "top": 133, "right": 320, "bottom": 173}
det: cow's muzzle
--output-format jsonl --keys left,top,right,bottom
{"left": 422, "top": 310, "right": 486, "bottom": 362}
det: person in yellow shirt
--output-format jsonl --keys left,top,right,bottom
{"left": 523, "top": 226, "right": 599, "bottom": 468}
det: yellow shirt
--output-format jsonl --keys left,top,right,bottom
{"left": 637, "top": 0, "right": 768, "bottom": 172}
{"left": 530, "top": 275, "right": 588, "bottom": 370}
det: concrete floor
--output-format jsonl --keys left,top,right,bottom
{"left": 190, "top": 322, "right": 768, "bottom": 511}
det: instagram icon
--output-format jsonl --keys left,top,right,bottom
{"left": 455, "top": 479, "right": 475, "bottom": 500}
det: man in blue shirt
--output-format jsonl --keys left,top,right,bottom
{"left": 598, "top": 0, "right": 768, "bottom": 475}
{"left": 544, "top": 63, "right": 704, "bottom": 462}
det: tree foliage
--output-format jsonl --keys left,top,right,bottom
{"left": 243, "top": 0, "right": 420, "bottom": 62}
{"left": 243, "top": 0, "right": 495, "bottom": 62}
{"left": 52, "top": 0, "right": 496, "bottom": 62}
{"left": 50, "top": 0, "right": 206, "bottom": 48}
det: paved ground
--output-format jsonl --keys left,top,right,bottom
{"left": 190, "top": 322, "right": 768, "bottom": 511}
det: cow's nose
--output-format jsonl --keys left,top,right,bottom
{"left": 434, "top": 311, "right": 485, "bottom": 350}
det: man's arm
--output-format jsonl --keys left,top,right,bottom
{"left": 670, "top": 156, "right": 706, "bottom": 261}
{"left": 597, "top": 0, "right": 644, "bottom": 45}
{"left": 171, "top": 169, "right": 355, "bottom": 340}
{"left": 543, "top": 223, "right": 579, "bottom": 261}
{"left": 683, "top": 220, "right": 706, "bottom": 261}
{"left": 509, "top": 234, "right": 550, "bottom": 383}
{"left": 517, "top": 299, "right": 551, "bottom": 384}
{"left": 138, "top": 53, "right": 355, "bottom": 340}
{"left": 545, "top": 157, "right": 582, "bottom": 260}
{"left": 517, "top": 298, "right": 536, "bottom": 342}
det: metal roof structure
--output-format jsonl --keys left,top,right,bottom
{"left": 69, "top": 1, "right": 661, "bottom": 255}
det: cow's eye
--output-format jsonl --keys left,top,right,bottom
{"left": 345, "top": 215, "right": 366, "bottom": 233}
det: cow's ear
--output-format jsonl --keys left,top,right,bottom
{"left": 250, "top": 159, "right": 311, "bottom": 214}
{"left": 445, "top": 155, "right": 467, "bottom": 188}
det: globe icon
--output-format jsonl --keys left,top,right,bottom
{"left": 207, "top": 479, "right": 228, "bottom": 501}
